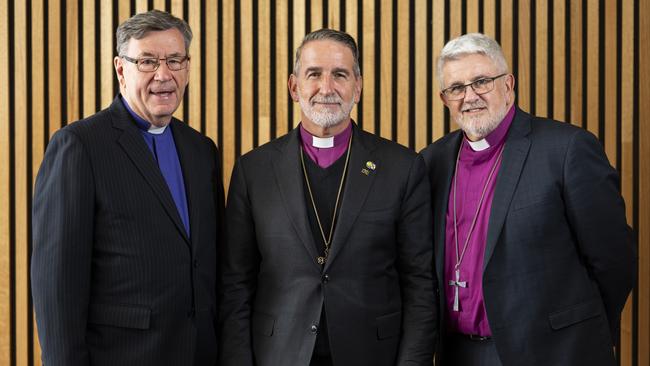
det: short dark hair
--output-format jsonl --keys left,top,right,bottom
{"left": 116, "top": 9, "right": 193, "bottom": 56}
{"left": 293, "top": 28, "right": 361, "bottom": 77}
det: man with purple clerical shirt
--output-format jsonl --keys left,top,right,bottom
{"left": 32, "top": 10, "right": 223, "bottom": 366}
{"left": 421, "top": 33, "right": 636, "bottom": 366}
{"left": 219, "top": 29, "right": 437, "bottom": 366}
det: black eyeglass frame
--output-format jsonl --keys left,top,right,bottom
{"left": 441, "top": 73, "right": 509, "bottom": 101}
{"left": 120, "top": 55, "right": 190, "bottom": 72}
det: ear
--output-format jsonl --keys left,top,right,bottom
{"left": 504, "top": 73, "right": 516, "bottom": 104}
{"left": 439, "top": 92, "right": 449, "bottom": 108}
{"left": 114, "top": 56, "right": 126, "bottom": 88}
{"left": 288, "top": 74, "right": 299, "bottom": 102}
{"left": 504, "top": 73, "right": 515, "bottom": 92}
{"left": 354, "top": 75, "right": 363, "bottom": 103}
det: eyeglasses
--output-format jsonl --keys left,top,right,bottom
{"left": 121, "top": 55, "right": 190, "bottom": 72}
{"left": 441, "top": 73, "right": 508, "bottom": 101}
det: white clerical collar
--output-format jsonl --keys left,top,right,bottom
{"left": 466, "top": 137, "right": 490, "bottom": 151}
{"left": 148, "top": 124, "right": 168, "bottom": 135}
{"left": 312, "top": 135, "right": 335, "bottom": 148}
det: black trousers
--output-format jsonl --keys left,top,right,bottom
{"left": 445, "top": 332, "right": 503, "bottom": 366}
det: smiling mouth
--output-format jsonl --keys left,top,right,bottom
{"left": 151, "top": 90, "right": 175, "bottom": 98}
{"left": 313, "top": 102, "right": 340, "bottom": 106}
{"left": 462, "top": 107, "right": 485, "bottom": 113}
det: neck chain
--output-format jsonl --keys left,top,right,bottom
{"left": 452, "top": 142, "right": 504, "bottom": 270}
{"left": 448, "top": 141, "right": 504, "bottom": 312}
{"left": 300, "top": 134, "right": 353, "bottom": 265}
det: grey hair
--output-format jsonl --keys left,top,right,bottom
{"left": 293, "top": 28, "right": 361, "bottom": 77}
{"left": 437, "top": 33, "right": 509, "bottom": 88}
{"left": 116, "top": 9, "right": 193, "bottom": 56}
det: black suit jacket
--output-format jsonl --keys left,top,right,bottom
{"left": 220, "top": 125, "right": 437, "bottom": 366}
{"left": 31, "top": 97, "right": 224, "bottom": 366}
{"left": 420, "top": 108, "right": 636, "bottom": 366}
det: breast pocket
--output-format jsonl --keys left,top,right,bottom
{"left": 511, "top": 193, "right": 555, "bottom": 212}
{"left": 357, "top": 205, "right": 398, "bottom": 225}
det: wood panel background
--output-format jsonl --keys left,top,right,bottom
{"left": 0, "top": 0, "right": 648, "bottom": 365}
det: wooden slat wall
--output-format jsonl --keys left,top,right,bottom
{"left": 0, "top": 1, "right": 648, "bottom": 365}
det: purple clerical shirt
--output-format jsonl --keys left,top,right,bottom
{"left": 299, "top": 122, "right": 352, "bottom": 168}
{"left": 444, "top": 106, "right": 515, "bottom": 336}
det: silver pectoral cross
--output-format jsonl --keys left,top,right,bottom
{"left": 448, "top": 269, "right": 467, "bottom": 312}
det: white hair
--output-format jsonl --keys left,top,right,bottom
{"left": 437, "top": 33, "right": 509, "bottom": 88}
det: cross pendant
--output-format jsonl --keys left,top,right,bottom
{"left": 448, "top": 269, "right": 467, "bottom": 312}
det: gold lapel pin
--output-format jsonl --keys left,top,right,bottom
{"left": 361, "top": 168, "right": 369, "bottom": 175}
{"left": 365, "top": 161, "right": 376, "bottom": 170}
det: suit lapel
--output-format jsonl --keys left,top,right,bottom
{"left": 324, "top": 126, "right": 377, "bottom": 271}
{"left": 172, "top": 119, "right": 200, "bottom": 247}
{"left": 110, "top": 98, "right": 190, "bottom": 245}
{"left": 272, "top": 128, "right": 321, "bottom": 269}
{"left": 483, "top": 109, "right": 531, "bottom": 270}
{"left": 433, "top": 132, "right": 463, "bottom": 286}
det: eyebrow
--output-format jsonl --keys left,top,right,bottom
{"left": 304, "top": 66, "right": 322, "bottom": 75}
{"left": 304, "top": 66, "right": 351, "bottom": 76}
{"left": 332, "top": 67, "right": 351, "bottom": 76}
{"left": 447, "top": 74, "right": 492, "bottom": 87}
{"left": 137, "top": 51, "right": 186, "bottom": 58}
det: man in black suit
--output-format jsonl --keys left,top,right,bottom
{"left": 32, "top": 10, "right": 223, "bottom": 366}
{"left": 420, "top": 32, "right": 636, "bottom": 366}
{"left": 219, "top": 29, "right": 436, "bottom": 366}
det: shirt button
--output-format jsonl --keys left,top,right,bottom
{"left": 310, "top": 324, "right": 318, "bottom": 334}
{"left": 322, "top": 274, "right": 330, "bottom": 283}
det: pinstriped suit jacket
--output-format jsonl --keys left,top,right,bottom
{"left": 31, "top": 96, "right": 224, "bottom": 366}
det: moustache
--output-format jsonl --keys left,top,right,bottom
{"left": 461, "top": 102, "right": 487, "bottom": 112}
{"left": 310, "top": 95, "right": 342, "bottom": 105}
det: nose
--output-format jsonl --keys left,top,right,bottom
{"left": 154, "top": 61, "right": 173, "bottom": 82}
{"left": 318, "top": 74, "right": 334, "bottom": 95}
{"left": 462, "top": 84, "right": 480, "bottom": 102}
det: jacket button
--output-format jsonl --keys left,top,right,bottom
{"left": 193, "top": 259, "right": 199, "bottom": 268}
{"left": 322, "top": 274, "right": 330, "bottom": 283}
{"left": 187, "top": 307, "right": 195, "bottom": 318}
{"left": 310, "top": 324, "right": 318, "bottom": 334}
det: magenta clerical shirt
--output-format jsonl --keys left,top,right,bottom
{"left": 299, "top": 122, "right": 352, "bottom": 168}
{"left": 444, "top": 106, "right": 515, "bottom": 336}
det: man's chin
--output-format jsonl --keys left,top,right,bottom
{"left": 149, "top": 105, "right": 178, "bottom": 117}
{"left": 306, "top": 112, "right": 346, "bottom": 128}
{"left": 313, "top": 118, "right": 346, "bottom": 129}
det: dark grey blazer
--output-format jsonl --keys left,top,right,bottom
{"left": 219, "top": 125, "right": 437, "bottom": 366}
{"left": 31, "top": 97, "right": 224, "bottom": 366}
{"left": 421, "top": 107, "right": 636, "bottom": 366}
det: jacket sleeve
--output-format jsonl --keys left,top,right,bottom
{"left": 562, "top": 128, "right": 636, "bottom": 338}
{"left": 395, "top": 154, "right": 438, "bottom": 365}
{"left": 31, "top": 129, "right": 94, "bottom": 366}
{"left": 218, "top": 158, "right": 259, "bottom": 366}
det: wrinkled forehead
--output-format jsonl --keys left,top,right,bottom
{"left": 299, "top": 40, "right": 356, "bottom": 71}
{"left": 441, "top": 53, "right": 500, "bottom": 86}
{"left": 125, "top": 29, "right": 187, "bottom": 56}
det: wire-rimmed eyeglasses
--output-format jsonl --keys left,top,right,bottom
{"left": 121, "top": 55, "right": 190, "bottom": 72}
{"left": 441, "top": 73, "right": 508, "bottom": 101}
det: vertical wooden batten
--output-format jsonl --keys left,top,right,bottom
{"left": 0, "top": 2, "right": 647, "bottom": 365}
